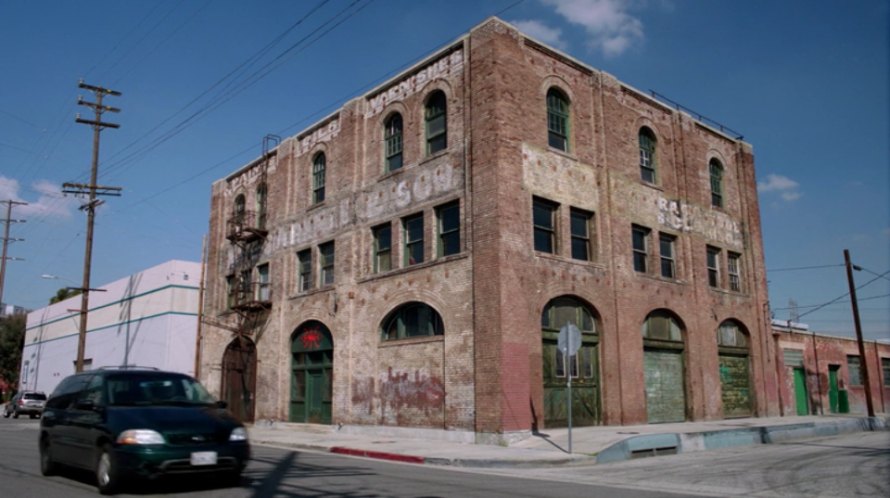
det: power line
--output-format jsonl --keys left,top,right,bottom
{"left": 795, "top": 270, "right": 890, "bottom": 320}
{"left": 767, "top": 263, "right": 845, "bottom": 272}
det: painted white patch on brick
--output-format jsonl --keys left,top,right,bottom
{"left": 365, "top": 50, "right": 464, "bottom": 118}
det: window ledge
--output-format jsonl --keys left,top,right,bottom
{"left": 634, "top": 271, "right": 688, "bottom": 286}
{"left": 378, "top": 167, "right": 406, "bottom": 182}
{"left": 307, "top": 200, "right": 327, "bottom": 213}
{"left": 420, "top": 149, "right": 450, "bottom": 166}
{"left": 639, "top": 180, "right": 663, "bottom": 191}
{"left": 546, "top": 147, "right": 579, "bottom": 162}
{"left": 379, "top": 334, "right": 444, "bottom": 348}
{"left": 358, "top": 253, "right": 469, "bottom": 284}
{"left": 534, "top": 251, "right": 607, "bottom": 271}
{"left": 287, "top": 286, "right": 334, "bottom": 300}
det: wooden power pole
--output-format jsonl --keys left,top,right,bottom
{"left": 63, "top": 81, "right": 122, "bottom": 373}
{"left": 843, "top": 249, "right": 875, "bottom": 417}
{"left": 0, "top": 200, "right": 27, "bottom": 311}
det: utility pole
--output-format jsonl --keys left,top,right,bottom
{"left": 843, "top": 249, "right": 875, "bottom": 417}
{"left": 0, "top": 200, "right": 27, "bottom": 311}
{"left": 63, "top": 80, "right": 122, "bottom": 373}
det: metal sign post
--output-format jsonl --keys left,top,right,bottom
{"left": 557, "top": 323, "right": 581, "bottom": 454}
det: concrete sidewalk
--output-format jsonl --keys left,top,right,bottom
{"left": 246, "top": 414, "right": 888, "bottom": 467}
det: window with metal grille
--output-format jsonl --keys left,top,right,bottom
{"left": 372, "top": 223, "right": 391, "bottom": 273}
{"left": 533, "top": 197, "right": 558, "bottom": 254}
{"left": 707, "top": 245, "right": 721, "bottom": 288}
{"left": 639, "top": 128, "right": 657, "bottom": 183}
{"left": 847, "top": 355, "right": 862, "bottom": 386}
{"left": 256, "top": 263, "right": 270, "bottom": 301}
{"left": 312, "top": 153, "right": 326, "bottom": 204}
{"left": 384, "top": 113, "right": 403, "bottom": 172}
{"left": 403, "top": 213, "right": 424, "bottom": 266}
{"left": 319, "top": 242, "right": 334, "bottom": 286}
{"left": 660, "top": 233, "right": 676, "bottom": 279}
{"left": 547, "top": 88, "right": 569, "bottom": 151}
{"left": 728, "top": 252, "right": 742, "bottom": 292}
{"left": 436, "top": 201, "right": 460, "bottom": 257}
{"left": 632, "top": 225, "right": 651, "bottom": 273}
{"left": 425, "top": 91, "right": 447, "bottom": 155}
{"left": 710, "top": 159, "right": 724, "bottom": 208}
{"left": 570, "top": 208, "right": 593, "bottom": 261}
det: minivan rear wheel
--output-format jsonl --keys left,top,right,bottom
{"left": 96, "top": 444, "right": 121, "bottom": 495}
{"left": 39, "top": 436, "right": 58, "bottom": 476}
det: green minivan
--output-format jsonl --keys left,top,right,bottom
{"left": 39, "top": 367, "right": 250, "bottom": 494}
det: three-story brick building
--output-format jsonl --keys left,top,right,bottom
{"left": 200, "top": 18, "right": 779, "bottom": 441}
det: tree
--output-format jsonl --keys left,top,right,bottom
{"left": 0, "top": 314, "right": 25, "bottom": 400}
{"left": 49, "top": 286, "right": 81, "bottom": 304}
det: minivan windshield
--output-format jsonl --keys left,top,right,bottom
{"left": 106, "top": 373, "right": 216, "bottom": 407}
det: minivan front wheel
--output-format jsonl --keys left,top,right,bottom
{"left": 96, "top": 444, "right": 121, "bottom": 495}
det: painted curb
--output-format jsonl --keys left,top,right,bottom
{"left": 330, "top": 446, "right": 425, "bottom": 464}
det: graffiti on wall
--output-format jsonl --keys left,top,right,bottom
{"left": 351, "top": 367, "right": 445, "bottom": 423}
{"left": 365, "top": 50, "right": 464, "bottom": 118}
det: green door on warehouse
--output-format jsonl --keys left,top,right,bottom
{"left": 290, "top": 321, "right": 333, "bottom": 424}
{"left": 793, "top": 367, "right": 809, "bottom": 416}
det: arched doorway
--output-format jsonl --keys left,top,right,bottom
{"left": 541, "top": 296, "right": 600, "bottom": 427}
{"left": 221, "top": 336, "right": 257, "bottom": 422}
{"left": 642, "top": 310, "right": 687, "bottom": 423}
{"left": 717, "top": 320, "right": 752, "bottom": 418}
{"left": 290, "top": 321, "right": 333, "bottom": 424}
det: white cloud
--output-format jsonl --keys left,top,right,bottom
{"left": 0, "top": 175, "right": 77, "bottom": 219}
{"left": 541, "top": 0, "right": 645, "bottom": 58}
{"left": 757, "top": 174, "right": 802, "bottom": 203}
{"left": 513, "top": 20, "right": 568, "bottom": 50}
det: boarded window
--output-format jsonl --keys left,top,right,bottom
{"left": 847, "top": 355, "right": 862, "bottom": 386}
{"left": 783, "top": 349, "right": 804, "bottom": 367}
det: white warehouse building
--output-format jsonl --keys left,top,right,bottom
{"left": 20, "top": 260, "right": 201, "bottom": 394}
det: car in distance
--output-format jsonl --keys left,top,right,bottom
{"left": 38, "top": 367, "right": 250, "bottom": 494}
{"left": 3, "top": 391, "right": 47, "bottom": 419}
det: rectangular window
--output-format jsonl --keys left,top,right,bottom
{"left": 533, "top": 197, "right": 557, "bottom": 254}
{"left": 659, "top": 233, "right": 676, "bottom": 279}
{"left": 239, "top": 269, "right": 252, "bottom": 304}
{"left": 297, "top": 249, "right": 312, "bottom": 292}
{"left": 728, "top": 252, "right": 742, "bottom": 292}
{"left": 403, "top": 213, "right": 424, "bottom": 266}
{"left": 372, "top": 224, "right": 392, "bottom": 273}
{"left": 570, "top": 208, "right": 593, "bottom": 261}
{"left": 319, "top": 242, "right": 335, "bottom": 286}
{"left": 632, "top": 225, "right": 651, "bottom": 273}
{"left": 437, "top": 202, "right": 460, "bottom": 257}
{"left": 848, "top": 355, "right": 862, "bottom": 386}
{"left": 555, "top": 351, "right": 579, "bottom": 378}
{"left": 256, "top": 263, "right": 270, "bottom": 301}
{"left": 882, "top": 358, "right": 890, "bottom": 386}
{"left": 707, "top": 245, "right": 721, "bottom": 288}
{"left": 226, "top": 275, "right": 235, "bottom": 309}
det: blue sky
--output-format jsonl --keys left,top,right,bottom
{"left": 1, "top": 0, "right": 887, "bottom": 340}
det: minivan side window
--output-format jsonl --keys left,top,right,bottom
{"left": 75, "top": 375, "right": 104, "bottom": 407}
{"left": 47, "top": 375, "right": 92, "bottom": 410}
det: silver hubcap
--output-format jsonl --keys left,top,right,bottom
{"left": 97, "top": 453, "right": 111, "bottom": 486}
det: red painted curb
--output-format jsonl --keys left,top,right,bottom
{"left": 330, "top": 446, "right": 426, "bottom": 464}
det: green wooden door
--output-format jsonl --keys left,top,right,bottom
{"left": 719, "top": 354, "right": 752, "bottom": 418}
{"left": 793, "top": 367, "right": 809, "bottom": 415}
{"left": 645, "top": 349, "right": 686, "bottom": 423}
{"left": 828, "top": 365, "right": 839, "bottom": 413}
{"left": 290, "top": 322, "right": 333, "bottom": 424}
{"left": 543, "top": 342, "right": 599, "bottom": 427}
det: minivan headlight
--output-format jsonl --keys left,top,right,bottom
{"left": 117, "top": 429, "right": 165, "bottom": 445}
{"left": 229, "top": 427, "right": 248, "bottom": 442}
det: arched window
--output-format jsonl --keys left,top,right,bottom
{"left": 547, "top": 88, "right": 570, "bottom": 152}
{"left": 709, "top": 158, "right": 724, "bottom": 208}
{"left": 717, "top": 320, "right": 748, "bottom": 349}
{"left": 642, "top": 309, "right": 682, "bottom": 343}
{"left": 425, "top": 91, "right": 447, "bottom": 155}
{"left": 381, "top": 302, "right": 443, "bottom": 341}
{"left": 233, "top": 194, "right": 246, "bottom": 222}
{"left": 384, "top": 113, "right": 403, "bottom": 172}
{"left": 541, "top": 296, "right": 596, "bottom": 334}
{"left": 256, "top": 183, "right": 267, "bottom": 229}
{"left": 639, "top": 127, "right": 657, "bottom": 183}
{"left": 312, "top": 153, "right": 326, "bottom": 204}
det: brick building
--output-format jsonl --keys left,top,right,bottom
{"left": 200, "top": 18, "right": 780, "bottom": 441}
{"left": 775, "top": 322, "right": 890, "bottom": 416}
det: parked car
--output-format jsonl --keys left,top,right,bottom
{"left": 3, "top": 391, "right": 47, "bottom": 419}
{"left": 38, "top": 367, "right": 250, "bottom": 494}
